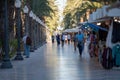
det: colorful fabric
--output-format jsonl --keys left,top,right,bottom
{"left": 112, "top": 44, "right": 120, "bottom": 66}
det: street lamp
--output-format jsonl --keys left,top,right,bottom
{"left": 14, "top": 0, "right": 23, "bottom": 60}
{"left": 23, "top": 5, "right": 29, "bottom": 33}
{"left": 32, "top": 13, "right": 37, "bottom": 20}
{"left": 29, "top": 11, "right": 33, "bottom": 18}
{"left": 0, "top": 0, "right": 13, "bottom": 69}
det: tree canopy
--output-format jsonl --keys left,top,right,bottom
{"left": 62, "top": 0, "right": 117, "bottom": 29}
{"left": 22, "top": 0, "right": 117, "bottom": 32}
{"left": 23, "top": 0, "right": 59, "bottom": 33}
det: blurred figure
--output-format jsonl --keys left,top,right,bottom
{"left": 73, "top": 33, "right": 77, "bottom": 51}
{"left": 76, "top": 31, "right": 84, "bottom": 56}
{"left": 51, "top": 35, "right": 54, "bottom": 43}
{"left": 64, "top": 34, "right": 67, "bottom": 43}
{"left": 89, "top": 31, "right": 96, "bottom": 57}
{"left": 82, "top": 37, "right": 90, "bottom": 60}
{"left": 22, "top": 33, "right": 32, "bottom": 58}
{"left": 56, "top": 34, "right": 60, "bottom": 45}
{"left": 61, "top": 33, "right": 65, "bottom": 47}
{"left": 67, "top": 34, "right": 71, "bottom": 44}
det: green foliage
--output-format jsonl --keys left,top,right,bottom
{"left": 63, "top": 0, "right": 103, "bottom": 29}
{"left": 25, "top": 0, "right": 59, "bottom": 33}
{"left": 30, "top": 0, "right": 53, "bottom": 17}
{"left": 9, "top": 39, "right": 18, "bottom": 47}
{"left": 44, "top": 0, "right": 59, "bottom": 33}
{"left": 63, "top": 13, "right": 72, "bottom": 29}
{"left": 0, "top": 39, "right": 18, "bottom": 59}
{"left": 9, "top": 39, "right": 18, "bottom": 58}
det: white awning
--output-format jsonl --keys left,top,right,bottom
{"left": 108, "top": 8, "right": 120, "bottom": 17}
{"left": 63, "top": 28, "right": 79, "bottom": 33}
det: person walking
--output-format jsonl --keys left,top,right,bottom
{"left": 76, "top": 31, "right": 84, "bottom": 56}
{"left": 67, "top": 34, "right": 71, "bottom": 44}
{"left": 73, "top": 33, "right": 77, "bottom": 51}
{"left": 56, "top": 34, "right": 60, "bottom": 45}
{"left": 61, "top": 33, "right": 65, "bottom": 47}
{"left": 51, "top": 35, "right": 54, "bottom": 43}
{"left": 22, "top": 33, "right": 32, "bottom": 58}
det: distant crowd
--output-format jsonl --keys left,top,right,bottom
{"left": 51, "top": 31, "right": 98, "bottom": 57}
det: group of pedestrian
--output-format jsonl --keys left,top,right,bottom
{"left": 73, "top": 30, "right": 96, "bottom": 59}
{"left": 52, "top": 33, "right": 71, "bottom": 47}
{"left": 51, "top": 31, "right": 96, "bottom": 59}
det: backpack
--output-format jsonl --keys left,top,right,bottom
{"left": 26, "top": 36, "right": 32, "bottom": 45}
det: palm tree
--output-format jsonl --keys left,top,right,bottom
{"left": 63, "top": 0, "right": 103, "bottom": 29}
{"left": 30, "top": 0, "right": 53, "bottom": 20}
{"left": 28, "top": 0, "right": 59, "bottom": 33}
{"left": 45, "top": 0, "right": 59, "bottom": 33}
{"left": 62, "top": 0, "right": 117, "bottom": 29}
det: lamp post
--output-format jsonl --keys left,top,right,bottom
{"left": 23, "top": 5, "right": 29, "bottom": 33}
{"left": 14, "top": 0, "right": 23, "bottom": 60}
{"left": 0, "top": 0, "right": 13, "bottom": 69}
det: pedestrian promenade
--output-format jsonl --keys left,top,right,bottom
{"left": 0, "top": 42, "right": 120, "bottom": 80}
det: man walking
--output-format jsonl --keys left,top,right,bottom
{"left": 22, "top": 33, "right": 32, "bottom": 58}
{"left": 76, "top": 31, "right": 84, "bottom": 56}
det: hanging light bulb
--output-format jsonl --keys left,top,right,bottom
{"left": 114, "top": 19, "right": 118, "bottom": 22}
{"left": 97, "top": 22, "right": 101, "bottom": 25}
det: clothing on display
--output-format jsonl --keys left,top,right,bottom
{"left": 82, "top": 40, "right": 90, "bottom": 60}
{"left": 106, "top": 21, "right": 113, "bottom": 48}
{"left": 112, "top": 44, "right": 120, "bottom": 66}
{"left": 102, "top": 47, "right": 113, "bottom": 69}
{"left": 112, "top": 21, "right": 120, "bottom": 43}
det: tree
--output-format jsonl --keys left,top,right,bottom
{"left": 30, "top": 0, "right": 53, "bottom": 19}
{"left": 62, "top": 0, "right": 117, "bottom": 29}
{"left": 63, "top": 0, "right": 102, "bottom": 29}
{"left": 26, "top": 0, "right": 59, "bottom": 33}
{"left": 45, "top": 0, "right": 59, "bottom": 33}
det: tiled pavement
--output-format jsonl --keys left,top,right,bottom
{"left": 0, "top": 42, "right": 120, "bottom": 80}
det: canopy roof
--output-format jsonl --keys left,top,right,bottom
{"left": 63, "top": 27, "right": 79, "bottom": 33}
{"left": 81, "top": 23, "right": 108, "bottom": 32}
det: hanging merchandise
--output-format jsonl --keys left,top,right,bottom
{"left": 101, "top": 47, "right": 114, "bottom": 69}
{"left": 106, "top": 21, "right": 113, "bottom": 48}
{"left": 112, "top": 44, "right": 120, "bottom": 67}
{"left": 112, "top": 21, "right": 120, "bottom": 43}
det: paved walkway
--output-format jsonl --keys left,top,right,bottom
{"left": 0, "top": 42, "right": 120, "bottom": 80}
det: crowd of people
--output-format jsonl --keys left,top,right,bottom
{"left": 51, "top": 30, "right": 98, "bottom": 59}
{"left": 51, "top": 33, "right": 71, "bottom": 46}
{"left": 51, "top": 25, "right": 120, "bottom": 70}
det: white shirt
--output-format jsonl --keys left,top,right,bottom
{"left": 62, "top": 35, "right": 66, "bottom": 40}
{"left": 65, "top": 35, "right": 67, "bottom": 40}
{"left": 67, "top": 34, "right": 71, "bottom": 39}
{"left": 22, "top": 35, "right": 28, "bottom": 44}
